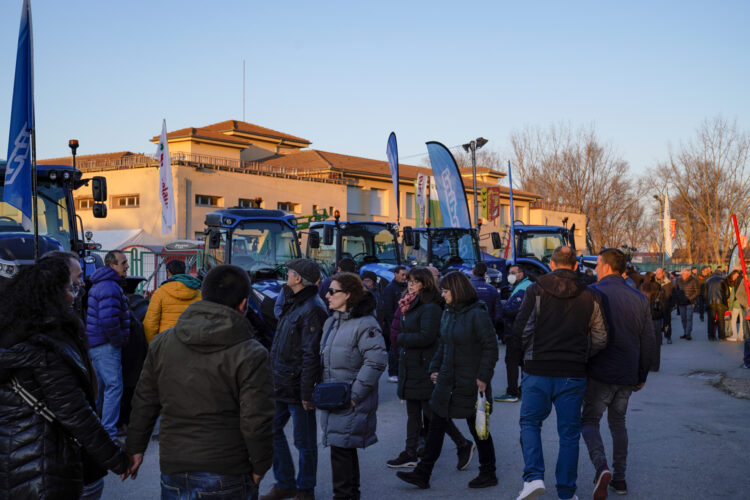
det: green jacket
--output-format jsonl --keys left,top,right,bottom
{"left": 397, "top": 299, "right": 442, "bottom": 401}
{"left": 429, "top": 300, "right": 499, "bottom": 419}
{"left": 126, "top": 300, "right": 275, "bottom": 476}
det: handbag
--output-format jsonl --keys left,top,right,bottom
{"left": 474, "top": 390, "right": 491, "bottom": 440}
{"left": 312, "top": 382, "right": 352, "bottom": 411}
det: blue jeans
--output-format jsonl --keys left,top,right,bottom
{"left": 678, "top": 304, "right": 693, "bottom": 337}
{"left": 519, "top": 373, "right": 587, "bottom": 500}
{"left": 272, "top": 401, "right": 318, "bottom": 492}
{"left": 89, "top": 343, "right": 123, "bottom": 439}
{"left": 161, "top": 472, "right": 258, "bottom": 500}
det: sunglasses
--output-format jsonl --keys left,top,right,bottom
{"left": 326, "top": 288, "right": 345, "bottom": 296}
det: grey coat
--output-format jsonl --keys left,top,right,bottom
{"left": 319, "top": 292, "right": 387, "bottom": 449}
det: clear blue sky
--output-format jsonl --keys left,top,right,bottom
{"left": 1, "top": 0, "right": 748, "bottom": 175}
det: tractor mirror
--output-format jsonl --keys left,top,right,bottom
{"left": 491, "top": 232, "right": 502, "bottom": 250}
{"left": 91, "top": 176, "right": 107, "bottom": 201}
{"left": 309, "top": 231, "right": 321, "bottom": 249}
{"left": 92, "top": 203, "right": 107, "bottom": 219}
{"left": 403, "top": 226, "right": 414, "bottom": 247}
{"left": 323, "top": 225, "right": 334, "bottom": 246}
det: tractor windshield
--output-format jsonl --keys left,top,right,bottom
{"left": 229, "top": 221, "right": 300, "bottom": 273}
{"left": 517, "top": 232, "right": 567, "bottom": 266}
{"left": 404, "top": 228, "right": 479, "bottom": 270}
{"left": 0, "top": 181, "right": 73, "bottom": 251}
{"left": 309, "top": 223, "right": 399, "bottom": 275}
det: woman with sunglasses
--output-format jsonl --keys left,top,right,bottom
{"left": 397, "top": 271, "right": 499, "bottom": 490}
{"left": 0, "top": 256, "right": 129, "bottom": 499}
{"left": 320, "top": 272, "right": 387, "bottom": 500}
{"left": 387, "top": 267, "right": 475, "bottom": 470}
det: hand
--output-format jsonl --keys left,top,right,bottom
{"left": 633, "top": 382, "right": 645, "bottom": 392}
{"left": 302, "top": 400, "right": 314, "bottom": 411}
{"left": 476, "top": 379, "right": 487, "bottom": 393}
{"left": 351, "top": 399, "right": 357, "bottom": 407}
{"left": 121, "top": 453, "right": 143, "bottom": 481}
{"left": 252, "top": 473, "right": 262, "bottom": 485}
{"left": 430, "top": 372, "right": 438, "bottom": 384}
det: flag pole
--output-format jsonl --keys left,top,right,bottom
{"left": 508, "top": 161, "right": 516, "bottom": 264}
{"left": 31, "top": 128, "right": 38, "bottom": 260}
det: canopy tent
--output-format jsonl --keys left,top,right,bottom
{"left": 90, "top": 229, "right": 169, "bottom": 251}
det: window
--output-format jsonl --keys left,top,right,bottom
{"left": 370, "top": 188, "right": 386, "bottom": 216}
{"left": 500, "top": 204, "right": 508, "bottom": 225}
{"left": 196, "top": 194, "right": 222, "bottom": 207}
{"left": 347, "top": 186, "right": 363, "bottom": 214}
{"left": 277, "top": 201, "right": 301, "bottom": 214}
{"left": 76, "top": 197, "right": 94, "bottom": 210}
{"left": 238, "top": 198, "right": 263, "bottom": 208}
{"left": 405, "top": 193, "right": 415, "bottom": 219}
{"left": 515, "top": 205, "right": 525, "bottom": 223}
{"left": 112, "top": 194, "right": 139, "bottom": 208}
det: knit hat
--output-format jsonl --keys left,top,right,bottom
{"left": 360, "top": 270, "right": 378, "bottom": 284}
{"left": 286, "top": 258, "right": 321, "bottom": 284}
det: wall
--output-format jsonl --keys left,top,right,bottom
{"left": 529, "top": 207, "right": 587, "bottom": 252}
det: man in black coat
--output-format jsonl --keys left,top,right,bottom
{"left": 674, "top": 268, "right": 700, "bottom": 340}
{"left": 263, "top": 259, "right": 328, "bottom": 500}
{"left": 382, "top": 265, "right": 407, "bottom": 382}
{"left": 705, "top": 269, "right": 729, "bottom": 341}
{"left": 654, "top": 268, "right": 675, "bottom": 343}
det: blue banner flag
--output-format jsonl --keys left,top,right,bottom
{"left": 386, "top": 132, "right": 399, "bottom": 223}
{"left": 426, "top": 141, "right": 471, "bottom": 228}
{"left": 4, "top": 0, "right": 35, "bottom": 230}
{"left": 508, "top": 161, "right": 516, "bottom": 263}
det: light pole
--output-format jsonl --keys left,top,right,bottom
{"left": 462, "top": 137, "right": 488, "bottom": 230}
{"left": 652, "top": 193, "right": 665, "bottom": 268}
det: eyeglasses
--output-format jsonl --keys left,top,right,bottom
{"left": 326, "top": 288, "right": 345, "bottom": 296}
{"left": 440, "top": 288, "right": 450, "bottom": 294}
{"left": 407, "top": 280, "right": 422, "bottom": 285}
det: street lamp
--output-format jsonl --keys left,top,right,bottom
{"left": 462, "top": 137, "right": 488, "bottom": 230}
{"left": 652, "top": 193, "right": 665, "bottom": 268}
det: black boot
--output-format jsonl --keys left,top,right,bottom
{"left": 468, "top": 472, "right": 498, "bottom": 488}
{"left": 396, "top": 468, "right": 430, "bottom": 489}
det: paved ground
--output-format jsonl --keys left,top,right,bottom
{"left": 105, "top": 311, "right": 750, "bottom": 499}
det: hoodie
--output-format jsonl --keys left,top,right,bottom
{"left": 143, "top": 274, "right": 202, "bottom": 343}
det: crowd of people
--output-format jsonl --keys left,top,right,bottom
{"left": 1, "top": 246, "right": 748, "bottom": 500}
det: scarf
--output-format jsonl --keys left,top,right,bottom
{"left": 398, "top": 290, "right": 419, "bottom": 315}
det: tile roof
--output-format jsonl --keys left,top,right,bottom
{"left": 201, "top": 120, "right": 311, "bottom": 145}
{"left": 38, "top": 151, "right": 139, "bottom": 166}
{"left": 150, "top": 127, "right": 252, "bottom": 147}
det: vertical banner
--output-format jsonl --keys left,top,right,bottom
{"left": 428, "top": 176, "right": 444, "bottom": 227}
{"left": 508, "top": 161, "right": 516, "bottom": 263}
{"left": 426, "top": 141, "right": 471, "bottom": 228}
{"left": 415, "top": 173, "right": 428, "bottom": 227}
{"left": 157, "top": 120, "right": 176, "bottom": 235}
{"left": 3, "top": 0, "right": 35, "bottom": 230}
{"left": 486, "top": 186, "right": 501, "bottom": 222}
{"left": 386, "top": 132, "right": 400, "bottom": 224}
{"left": 663, "top": 187, "right": 672, "bottom": 258}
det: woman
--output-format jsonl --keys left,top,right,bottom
{"left": 639, "top": 272, "right": 664, "bottom": 371}
{"left": 387, "top": 267, "right": 474, "bottom": 469}
{"left": 397, "top": 271, "right": 499, "bottom": 490}
{"left": 728, "top": 270, "right": 745, "bottom": 341}
{"left": 320, "top": 272, "right": 387, "bottom": 500}
{"left": 0, "top": 257, "right": 129, "bottom": 499}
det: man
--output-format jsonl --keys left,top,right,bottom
{"left": 86, "top": 250, "right": 130, "bottom": 439}
{"left": 705, "top": 268, "right": 729, "bottom": 341}
{"left": 696, "top": 266, "right": 711, "bottom": 322}
{"left": 262, "top": 259, "right": 328, "bottom": 500}
{"left": 582, "top": 249, "right": 656, "bottom": 499}
{"left": 142, "top": 259, "right": 201, "bottom": 343}
{"left": 124, "top": 265, "right": 274, "bottom": 498}
{"left": 674, "top": 268, "right": 700, "bottom": 340}
{"left": 495, "top": 264, "right": 532, "bottom": 403}
{"left": 654, "top": 268, "right": 674, "bottom": 344}
{"left": 625, "top": 263, "right": 642, "bottom": 289}
{"left": 361, "top": 270, "right": 383, "bottom": 322}
{"left": 382, "top": 265, "right": 408, "bottom": 382}
{"left": 513, "top": 246, "right": 608, "bottom": 500}
{"left": 318, "top": 257, "right": 356, "bottom": 302}
{"left": 469, "top": 262, "right": 502, "bottom": 323}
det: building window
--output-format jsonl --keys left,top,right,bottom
{"left": 370, "top": 188, "right": 387, "bottom": 216}
{"left": 405, "top": 193, "right": 415, "bottom": 219}
{"left": 238, "top": 197, "right": 263, "bottom": 208}
{"left": 347, "top": 186, "right": 363, "bottom": 214}
{"left": 515, "top": 205, "right": 525, "bottom": 223}
{"left": 277, "top": 201, "right": 301, "bottom": 214}
{"left": 112, "top": 194, "right": 140, "bottom": 208}
{"left": 76, "top": 197, "right": 94, "bottom": 210}
{"left": 196, "top": 194, "right": 222, "bottom": 207}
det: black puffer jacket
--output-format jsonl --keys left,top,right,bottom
{"left": 706, "top": 274, "right": 729, "bottom": 306}
{"left": 397, "top": 298, "right": 442, "bottom": 401}
{"left": 271, "top": 286, "right": 329, "bottom": 403}
{"left": 0, "top": 321, "right": 128, "bottom": 500}
{"left": 674, "top": 276, "right": 700, "bottom": 305}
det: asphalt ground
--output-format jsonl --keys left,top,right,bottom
{"left": 104, "top": 310, "right": 750, "bottom": 499}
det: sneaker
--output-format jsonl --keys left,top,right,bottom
{"left": 468, "top": 472, "right": 498, "bottom": 488}
{"left": 456, "top": 441, "right": 476, "bottom": 470}
{"left": 388, "top": 375, "right": 398, "bottom": 383}
{"left": 494, "top": 393, "right": 519, "bottom": 403}
{"left": 260, "top": 485, "right": 297, "bottom": 500}
{"left": 516, "top": 479, "right": 546, "bottom": 500}
{"left": 743, "top": 364, "right": 750, "bottom": 369}
{"left": 593, "top": 468, "right": 612, "bottom": 500}
{"left": 609, "top": 480, "right": 627, "bottom": 495}
{"left": 387, "top": 451, "right": 418, "bottom": 468}
{"left": 396, "top": 470, "right": 430, "bottom": 489}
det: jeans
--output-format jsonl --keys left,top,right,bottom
{"left": 707, "top": 304, "right": 727, "bottom": 339}
{"left": 581, "top": 378, "right": 633, "bottom": 482}
{"left": 417, "top": 412, "right": 495, "bottom": 476}
{"left": 519, "top": 374, "right": 587, "bottom": 500}
{"left": 272, "top": 401, "right": 317, "bottom": 492}
{"left": 161, "top": 472, "right": 258, "bottom": 500}
{"left": 331, "top": 446, "right": 360, "bottom": 500}
{"left": 89, "top": 343, "right": 123, "bottom": 439}
{"left": 678, "top": 304, "right": 694, "bottom": 337}
{"left": 730, "top": 308, "right": 746, "bottom": 340}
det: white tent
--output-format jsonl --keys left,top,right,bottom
{"left": 91, "top": 229, "right": 169, "bottom": 251}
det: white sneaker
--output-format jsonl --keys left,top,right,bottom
{"left": 516, "top": 479, "right": 546, "bottom": 500}
{"left": 388, "top": 375, "right": 398, "bottom": 383}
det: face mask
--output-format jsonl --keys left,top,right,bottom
{"left": 508, "top": 274, "right": 517, "bottom": 285}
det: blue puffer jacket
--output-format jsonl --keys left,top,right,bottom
{"left": 470, "top": 276, "right": 501, "bottom": 323}
{"left": 85, "top": 267, "right": 130, "bottom": 348}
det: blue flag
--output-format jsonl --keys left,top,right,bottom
{"left": 386, "top": 132, "right": 399, "bottom": 223}
{"left": 426, "top": 141, "right": 471, "bottom": 228}
{"left": 508, "top": 161, "right": 516, "bottom": 263}
{"left": 4, "top": 0, "right": 35, "bottom": 230}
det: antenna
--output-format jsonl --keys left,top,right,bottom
{"left": 242, "top": 59, "right": 246, "bottom": 121}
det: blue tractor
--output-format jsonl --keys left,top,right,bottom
{"left": 509, "top": 222, "right": 593, "bottom": 280}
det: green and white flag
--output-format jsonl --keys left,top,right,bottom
{"left": 157, "top": 119, "right": 175, "bottom": 235}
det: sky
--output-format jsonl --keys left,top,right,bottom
{"left": 1, "top": 0, "right": 748, "bottom": 175}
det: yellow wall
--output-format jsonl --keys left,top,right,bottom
{"left": 529, "top": 207, "right": 587, "bottom": 252}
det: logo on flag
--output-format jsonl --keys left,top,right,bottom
{"left": 157, "top": 120, "right": 176, "bottom": 235}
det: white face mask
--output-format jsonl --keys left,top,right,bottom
{"left": 508, "top": 274, "right": 517, "bottom": 285}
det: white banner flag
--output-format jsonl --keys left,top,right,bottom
{"left": 663, "top": 187, "right": 672, "bottom": 258}
{"left": 157, "top": 120, "right": 176, "bottom": 235}
{"left": 416, "top": 173, "right": 427, "bottom": 226}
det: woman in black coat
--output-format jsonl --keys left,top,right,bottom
{"left": 387, "top": 267, "right": 473, "bottom": 469}
{"left": 0, "top": 256, "right": 129, "bottom": 500}
{"left": 639, "top": 272, "right": 665, "bottom": 371}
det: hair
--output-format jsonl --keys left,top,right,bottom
{"left": 40, "top": 250, "right": 79, "bottom": 265}
{"left": 551, "top": 245, "right": 577, "bottom": 268}
{"left": 439, "top": 271, "right": 478, "bottom": 306}
{"left": 643, "top": 271, "right": 655, "bottom": 283}
{"left": 407, "top": 266, "right": 440, "bottom": 304}
{"left": 105, "top": 250, "right": 125, "bottom": 267}
{"left": 338, "top": 257, "right": 356, "bottom": 273}
{"left": 201, "top": 264, "right": 251, "bottom": 309}
{"left": 393, "top": 265, "right": 407, "bottom": 275}
{"left": 166, "top": 259, "right": 186, "bottom": 276}
{"left": 728, "top": 270, "right": 741, "bottom": 284}
{"left": 598, "top": 248, "right": 627, "bottom": 274}
{"left": 472, "top": 262, "right": 488, "bottom": 277}
{"left": 331, "top": 272, "right": 366, "bottom": 311}
{"left": 0, "top": 256, "right": 83, "bottom": 349}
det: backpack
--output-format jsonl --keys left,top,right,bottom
{"left": 650, "top": 287, "right": 663, "bottom": 316}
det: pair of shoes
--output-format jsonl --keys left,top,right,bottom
{"left": 260, "top": 485, "right": 297, "bottom": 500}
{"left": 666, "top": 338, "right": 673, "bottom": 344}
{"left": 494, "top": 393, "right": 519, "bottom": 403}
{"left": 386, "top": 451, "right": 418, "bottom": 468}
{"left": 396, "top": 470, "right": 430, "bottom": 489}
{"left": 593, "top": 468, "right": 612, "bottom": 500}
{"left": 456, "top": 441, "right": 476, "bottom": 470}
{"left": 610, "top": 480, "right": 627, "bottom": 495}
{"left": 468, "top": 472, "right": 498, "bottom": 488}
{"left": 388, "top": 375, "right": 398, "bottom": 383}
{"left": 294, "top": 491, "right": 314, "bottom": 500}
{"left": 516, "top": 479, "right": 546, "bottom": 500}
{"left": 680, "top": 334, "right": 687, "bottom": 339}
